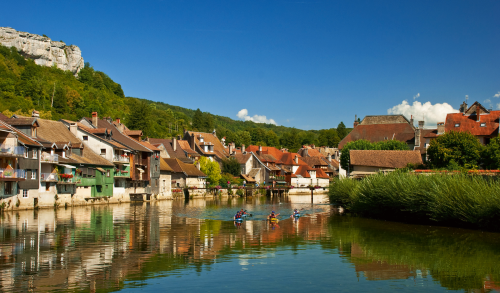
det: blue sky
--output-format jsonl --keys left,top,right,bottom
{"left": 2, "top": 0, "right": 500, "bottom": 129}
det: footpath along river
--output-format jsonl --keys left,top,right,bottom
{"left": 0, "top": 195, "right": 499, "bottom": 292}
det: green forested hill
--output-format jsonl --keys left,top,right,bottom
{"left": 0, "top": 45, "right": 347, "bottom": 152}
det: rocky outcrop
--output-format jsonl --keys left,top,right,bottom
{"left": 0, "top": 27, "right": 84, "bottom": 75}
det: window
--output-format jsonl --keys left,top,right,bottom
{"left": 31, "top": 170, "right": 36, "bottom": 180}
{"left": 5, "top": 182, "right": 12, "bottom": 195}
{"left": 481, "top": 123, "right": 486, "bottom": 127}
{"left": 23, "top": 189, "right": 28, "bottom": 198}
{"left": 106, "top": 170, "right": 110, "bottom": 177}
{"left": 45, "top": 182, "right": 50, "bottom": 191}
{"left": 455, "top": 123, "right": 460, "bottom": 127}
{"left": 155, "top": 165, "right": 158, "bottom": 172}
{"left": 83, "top": 136, "right": 88, "bottom": 141}
{"left": 100, "top": 149, "right": 106, "bottom": 156}
{"left": 33, "top": 149, "right": 37, "bottom": 159}
{"left": 156, "top": 179, "right": 158, "bottom": 187}
{"left": 24, "top": 147, "right": 29, "bottom": 158}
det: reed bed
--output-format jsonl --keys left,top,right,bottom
{"left": 329, "top": 171, "right": 500, "bottom": 230}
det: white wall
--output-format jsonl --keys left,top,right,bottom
{"left": 74, "top": 129, "right": 116, "bottom": 162}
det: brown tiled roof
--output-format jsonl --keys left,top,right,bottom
{"left": 0, "top": 120, "right": 41, "bottom": 147}
{"left": 248, "top": 168, "right": 261, "bottom": 178}
{"left": 140, "top": 141, "right": 160, "bottom": 151}
{"left": 314, "top": 168, "right": 329, "bottom": 179}
{"left": 350, "top": 150, "right": 423, "bottom": 169}
{"left": 36, "top": 119, "right": 83, "bottom": 146}
{"left": 339, "top": 123, "right": 415, "bottom": 150}
{"left": 124, "top": 130, "right": 143, "bottom": 136}
{"left": 331, "top": 159, "right": 340, "bottom": 169}
{"left": 69, "top": 150, "right": 114, "bottom": 166}
{"left": 160, "top": 159, "right": 173, "bottom": 172}
{"left": 258, "top": 153, "right": 282, "bottom": 164}
{"left": 149, "top": 138, "right": 188, "bottom": 158}
{"left": 91, "top": 118, "right": 152, "bottom": 152}
{"left": 233, "top": 153, "right": 252, "bottom": 164}
{"left": 85, "top": 128, "right": 108, "bottom": 134}
{"left": 294, "top": 165, "right": 316, "bottom": 178}
{"left": 360, "top": 115, "right": 411, "bottom": 125}
{"left": 163, "top": 158, "right": 206, "bottom": 177}
{"left": 240, "top": 174, "right": 256, "bottom": 183}
{"left": 0, "top": 113, "right": 8, "bottom": 120}
{"left": 3, "top": 117, "right": 39, "bottom": 127}
{"left": 445, "top": 110, "right": 500, "bottom": 136}
{"left": 280, "top": 153, "right": 302, "bottom": 166}
{"left": 185, "top": 131, "right": 229, "bottom": 158}
{"left": 177, "top": 140, "right": 199, "bottom": 155}
{"left": 300, "top": 156, "right": 329, "bottom": 168}
{"left": 423, "top": 129, "right": 439, "bottom": 138}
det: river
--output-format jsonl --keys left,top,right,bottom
{"left": 0, "top": 195, "right": 499, "bottom": 292}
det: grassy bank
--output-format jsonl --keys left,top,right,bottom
{"left": 329, "top": 171, "right": 500, "bottom": 230}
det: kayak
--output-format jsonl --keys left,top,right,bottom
{"left": 270, "top": 218, "right": 279, "bottom": 223}
{"left": 235, "top": 218, "right": 243, "bottom": 222}
{"left": 292, "top": 214, "right": 300, "bottom": 218}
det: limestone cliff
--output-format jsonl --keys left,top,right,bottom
{"left": 0, "top": 27, "right": 84, "bottom": 75}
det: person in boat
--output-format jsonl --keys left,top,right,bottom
{"left": 234, "top": 211, "right": 242, "bottom": 220}
{"left": 268, "top": 211, "right": 279, "bottom": 220}
{"left": 240, "top": 209, "right": 246, "bottom": 215}
{"left": 291, "top": 209, "right": 300, "bottom": 217}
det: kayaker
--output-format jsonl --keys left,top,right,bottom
{"left": 234, "top": 211, "right": 242, "bottom": 220}
{"left": 240, "top": 209, "right": 246, "bottom": 215}
{"left": 268, "top": 211, "right": 279, "bottom": 220}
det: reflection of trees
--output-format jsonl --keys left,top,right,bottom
{"left": 320, "top": 215, "right": 500, "bottom": 291}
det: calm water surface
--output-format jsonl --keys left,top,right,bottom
{"left": 1, "top": 195, "right": 499, "bottom": 292}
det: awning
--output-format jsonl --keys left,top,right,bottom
{"left": 137, "top": 167, "right": 144, "bottom": 173}
{"left": 58, "top": 164, "right": 76, "bottom": 169}
{"left": 96, "top": 167, "right": 106, "bottom": 173}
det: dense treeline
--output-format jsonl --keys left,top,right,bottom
{"left": 0, "top": 44, "right": 348, "bottom": 152}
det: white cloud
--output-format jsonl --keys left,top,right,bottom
{"left": 493, "top": 91, "right": 500, "bottom": 98}
{"left": 387, "top": 100, "right": 459, "bottom": 127}
{"left": 237, "top": 109, "right": 277, "bottom": 125}
{"left": 413, "top": 93, "right": 420, "bottom": 100}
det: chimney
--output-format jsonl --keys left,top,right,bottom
{"left": 92, "top": 112, "right": 98, "bottom": 128}
{"left": 354, "top": 115, "right": 359, "bottom": 128}
{"left": 173, "top": 137, "right": 177, "bottom": 151}
{"left": 410, "top": 115, "right": 414, "bottom": 127}
{"left": 177, "top": 135, "right": 181, "bottom": 140}
{"left": 196, "top": 161, "right": 201, "bottom": 170}
{"left": 116, "top": 118, "right": 120, "bottom": 124}
{"left": 212, "top": 129, "right": 216, "bottom": 137}
{"left": 229, "top": 142, "right": 234, "bottom": 154}
{"left": 258, "top": 145, "right": 262, "bottom": 154}
{"left": 70, "top": 123, "right": 78, "bottom": 137}
{"left": 418, "top": 121, "right": 424, "bottom": 129}
{"left": 461, "top": 101, "right": 468, "bottom": 114}
{"left": 31, "top": 110, "right": 40, "bottom": 118}
{"left": 190, "top": 133, "right": 195, "bottom": 150}
{"left": 437, "top": 122, "right": 445, "bottom": 135}
{"left": 242, "top": 144, "right": 246, "bottom": 154}
{"left": 476, "top": 107, "right": 481, "bottom": 122}
{"left": 294, "top": 155, "right": 298, "bottom": 164}
{"left": 145, "top": 136, "right": 149, "bottom": 142}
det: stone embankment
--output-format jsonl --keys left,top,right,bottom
{"left": 0, "top": 27, "right": 84, "bottom": 75}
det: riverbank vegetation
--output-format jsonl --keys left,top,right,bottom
{"left": 329, "top": 171, "right": 500, "bottom": 230}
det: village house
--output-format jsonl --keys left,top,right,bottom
{"left": 163, "top": 158, "right": 206, "bottom": 188}
{"left": 159, "top": 158, "right": 173, "bottom": 198}
{"left": 149, "top": 136, "right": 197, "bottom": 163}
{"left": 0, "top": 116, "right": 42, "bottom": 205}
{"left": 348, "top": 150, "right": 423, "bottom": 178}
{"left": 78, "top": 114, "right": 160, "bottom": 198}
{"left": 444, "top": 101, "right": 500, "bottom": 145}
{"left": 232, "top": 148, "right": 272, "bottom": 184}
{"left": 298, "top": 144, "right": 338, "bottom": 177}
{"left": 182, "top": 130, "right": 229, "bottom": 162}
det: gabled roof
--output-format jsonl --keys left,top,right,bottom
{"left": 465, "top": 101, "right": 490, "bottom": 115}
{"left": 177, "top": 140, "right": 199, "bottom": 155}
{"left": 444, "top": 110, "right": 500, "bottom": 136}
{"left": 160, "top": 159, "right": 173, "bottom": 172}
{"left": 294, "top": 165, "right": 316, "bottom": 178}
{"left": 86, "top": 118, "right": 152, "bottom": 153}
{"left": 0, "top": 120, "right": 42, "bottom": 147}
{"left": 350, "top": 150, "right": 422, "bottom": 169}
{"left": 245, "top": 145, "right": 284, "bottom": 160}
{"left": 339, "top": 123, "right": 416, "bottom": 150}
{"left": 300, "top": 156, "right": 329, "bottom": 168}
{"left": 280, "top": 153, "right": 302, "bottom": 166}
{"left": 36, "top": 119, "right": 83, "bottom": 146}
{"left": 163, "top": 158, "right": 206, "bottom": 177}
{"left": 60, "top": 119, "right": 131, "bottom": 150}
{"left": 184, "top": 131, "right": 228, "bottom": 158}
{"left": 3, "top": 117, "right": 39, "bottom": 127}
{"left": 140, "top": 141, "right": 160, "bottom": 151}
{"left": 360, "top": 115, "right": 412, "bottom": 125}
{"left": 149, "top": 138, "right": 188, "bottom": 158}
{"left": 234, "top": 153, "right": 252, "bottom": 164}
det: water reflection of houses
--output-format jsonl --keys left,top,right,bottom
{"left": 0, "top": 201, "right": 333, "bottom": 291}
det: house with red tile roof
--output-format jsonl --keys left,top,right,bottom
{"left": 182, "top": 131, "right": 229, "bottom": 162}
{"left": 232, "top": 150, "right": 273, "bottom": 184}
{"left": 349, "top": 150, "right": 423, "bottom": 178}
{"left": 444, "top": 101, "right": 500, "bottom": 145}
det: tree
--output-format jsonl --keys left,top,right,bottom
{"left": 198, "top": 156, "right": 221, "bottom": 186}
{"left": 192, "top": 108, "right": 204, "bottom": 131}
{"left": 204, "top": 112, "right": 214, "bottom": 132}
{"left": 482, "top": 137, "right": 500, "bottom": 170}
{"left": 222, "top": 157, "right": 241, "bottom": 176}
{"left": 427, "top": 131, "right": 483, "bottom": 169}
{"left": 337, "top": 122, "right": 348, "bottom": 140}
{"left": 266, "top": 130, "right": 280, "bottom": 147}
{"left": 127, "top": 100, "right": 152, "bottom": 137}
{"left": 235, "top": 130, "right": 251, "bottom": 147}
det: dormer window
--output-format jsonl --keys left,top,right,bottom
{"left": 455, "top": 123, "right": 460, "bottom": 127}
{"left": 480, "top": 123, "right": 486, "bottom": 127}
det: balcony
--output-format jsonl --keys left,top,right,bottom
{"left": 113, "top": 155, "right": 130, "bottom": 163}
{"left": 40, "top": 173, "right": 58, "bottom": 182}
{"left": 114, "top": 169, "right": 129, "bottom": 178}
{"left": 0, "top": 168, "right": 26, "bottom": 181}
{"left": 41, "top": 153, "right": 59, "bottom": 163}
{"left": 0, "top": 144, "right": 24, "bottom": 157}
